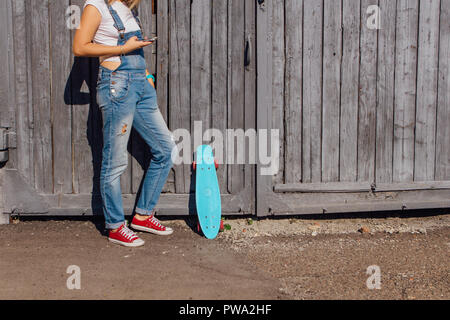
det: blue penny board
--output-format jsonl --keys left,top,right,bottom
{"left": 195, "top": 145, "right": 222, "bottom": 239}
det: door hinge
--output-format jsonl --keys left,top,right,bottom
{"left": 0, "top": 129, "right": 16, "bottom": 163}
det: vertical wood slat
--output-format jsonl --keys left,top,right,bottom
{"left": 156, "top": 0, "right": 169, "bottom": 123}
{"left": 284, "top": 0, "right": 303, "bottom": 184}
{"left": 0, "top": 0, "right": 14, "bottom": 129}
{"left": 51, "top": 0, "right": 73, "bottom": 194}
{"left": 322, "top": 0, "right": 342, "bottom": 183}
{"left": 256, "top": 0, "right": 274, "bottom": 216}
{"left": 244, "top": 0, "right": 256, "bottom": 203}
{"left": 436, "top": 0, "right": 450, "bottom": 180}
{"left": 169, "top": 0, "right": 191, "bottom": 193}
{"left": 228, "top": 0, "right": 245, "bottom": 193}
{"left": 393, "top": 0, "right": 419, "bottom": 183}
{"left": 376, "top": 0, "right": 397, "bottom": 184}
{"left": 139, "top": 0, "right": 153, "bottom": 70}
{"left": 30, "top": 0, "right": 53, "bottom": 193}
{"left": 302, "top": 0, "right": 323, "bottom": 184}
{"left": 71, "top": 0, "right": 95, "bottom": 194}
{"left": 414, "top": 0, "right": 440, "bottom": 182}
{"left": 11, "top": 0, "right": 33, "bottom": 182}
{"left": 212, "top": 0, "right": 229, "bottom": 192}
{"left": 339, "top": 0, "right": 360, "bottom": 182}
{"left": 191, "top": 0, "right": 212, "bottom": 149}
{"left": 272, "top": 0, "right": 285, "bottom": 185}
{"left": 0, "top": 0, "right": 9, "bottom": 127}
{"left": 26, "top": 0, "right": 35, "bottom": 188}
{"left": 191, "top": 0, "right": 211, "bottom": 195}
{"left": 357, "top": 0, "right": 379, "bottom": 183}
{"left": 1, "top": 0, "right": 17, "bottom": 170}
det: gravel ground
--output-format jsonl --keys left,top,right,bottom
{"left": 0, "top": 211, "right": 449, "bottom": 300}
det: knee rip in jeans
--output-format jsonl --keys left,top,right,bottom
{"left": 117, "top": 123, "right": 129, "bottom": 136}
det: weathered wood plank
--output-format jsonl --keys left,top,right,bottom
{"left": 375, "top": 181, "right": 450, "bottom": 192}
{"left": 2, "top": 0, "right": 17, "bottom": 170}
{"left": 169, "top": 0, "right": 191, "bottom": 193}
{"left": 274, "top": 182, "right": 372, "bottom": 193}
{"left": 0, "top": 0, "right": 14, "bottom": 130}
{"left": 212, "top": 0, "right": 228, "bottom": 192}
{"left": 243, "top": 0, "right": 256, "bottom": 212}
{"left": 255, "top": 0, "right": 274, "bottom": 216}
{"left": 414, "top": 0, "right": 440, "bottom": 181}
{"left": 51, "top": 0, "right": 73, "bottom": 194}
{"left": 11, "top": 0, "right": 33, "bottom": 182}
{"left": 358, "top": 0, "right": 379, "bottom": 183}
{"left": 435, "top": 0, "right": 450, "bottom": 180}
{"left": 272, "top": 0, "right": 286, "bottom": 184}
{"left": 156, "top": 0, "right": 169, "bottom": 123}
{"left": 302, "top": 0, "right": 323, "bottom": 184}
{"left": 340, "top": 0, "right": 360, "bottom": 182}
{"left": 275, "top": 181, "right": 450, "bottom": 193}
{"left": 30, "top": 0, "right": 53, "bottom": 193}
{"left": 139, "top": 0, "right": 153, "bottom": 70}
{"left": 284, "top": 0, "right": 303, "bottom": 184}
{"left": 41, "top": 193, "right": 247, "bottom": 216}
{"left": 71, "top": 0, "right": 103, "bottom": 194}
{"left": 228, "top": 0, "right": 245, "bottom": 193}
{"left": 393, "top": 0, "right": 419, "bottom": 183}
{"left": 322, "top": 0, "right": 342, "bottom": 182}
{"left": 191, "top": 0, "right": 212, "bottom": 149}
{"left": 376, "top": 0, "right": 397, "bottom": 183}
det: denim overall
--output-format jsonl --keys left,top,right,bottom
{"left": 97, "top": 3, "right": 176, "bottom": 230}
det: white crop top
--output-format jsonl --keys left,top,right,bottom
{"left": 83, "top": 0, "right": 141, "bottom": 62}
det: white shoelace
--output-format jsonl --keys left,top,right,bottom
{"left": 149, "top": 216, "right": 163, "bottom": 228}
{"left": 119, "top": 224, "right": 137, "bottom": 240}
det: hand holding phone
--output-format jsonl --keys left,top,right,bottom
{"left": 142, "top": 36, "right": 158, "bottom": 42}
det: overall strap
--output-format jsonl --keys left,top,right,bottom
{"left": 104, "top": 0, "right": 126, "bottom": 39}
{"left": 131, "top": 7, "right": 144, "bottom": 34}
{"left": 104, "top": 0, "right": 143, "bottom": 39}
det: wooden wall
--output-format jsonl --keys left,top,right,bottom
{"left": 272, "top": 0, "right": 450, "bottom": 186}
{"left": 2, "top": 0, "right": 450, "bottom": 216}
{"left": 3, "top": 0, "right": 255, "bottom": 207}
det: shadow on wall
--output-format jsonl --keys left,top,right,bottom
{"left": 63, "top": 57, "right": 153, "bottom": 222}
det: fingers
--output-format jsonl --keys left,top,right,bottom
{"left": 140, "top": 41, "right": 153, "bottom": 48}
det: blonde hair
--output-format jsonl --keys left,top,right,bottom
{"left": 108, "top": 0, "right": 141, "bottom": 9}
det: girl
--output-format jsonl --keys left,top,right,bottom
{"left": 73, "top": 0, "right": 176, "bottom": 247}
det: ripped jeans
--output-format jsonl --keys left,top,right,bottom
{"left": 97, "top": 66, "right": 177, "bottom": 230}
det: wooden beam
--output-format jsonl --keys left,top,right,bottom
{"left": 274, "top": 182, "right": 372, "bottom": 193}
{"left": 38, "top": 193, "right": 246, "bottom": 216}
{"left": 275, "top": 181, "right": 450, "bottom": 193}
{"left": 374, "top": 181, "right": 450, "bottom": 192}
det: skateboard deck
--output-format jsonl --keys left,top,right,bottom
{"left": 194, "top": 145, "right": 222, "bottom": 239}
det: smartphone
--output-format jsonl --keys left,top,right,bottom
{"left": 142, "top": 36, "right": 158, "bottom": 42}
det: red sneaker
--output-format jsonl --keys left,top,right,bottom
{"left": 108, "top": 223, "right": 145, "bottom": 247}
{"left": 130, "top": 215, "right": 173, "bottom": 236}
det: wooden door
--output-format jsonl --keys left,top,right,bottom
{"left": 1, "top": 0, "right": 257, "bottom": 217}
{"left": 256, "top": 0, "right": 450, "bottom": 216}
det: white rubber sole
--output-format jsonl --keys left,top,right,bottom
{"left": 130, "top": 224, "right": 174, "bottom": 236}
{"left": 108, "top": 237, "right": 145, "bottom": 247}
